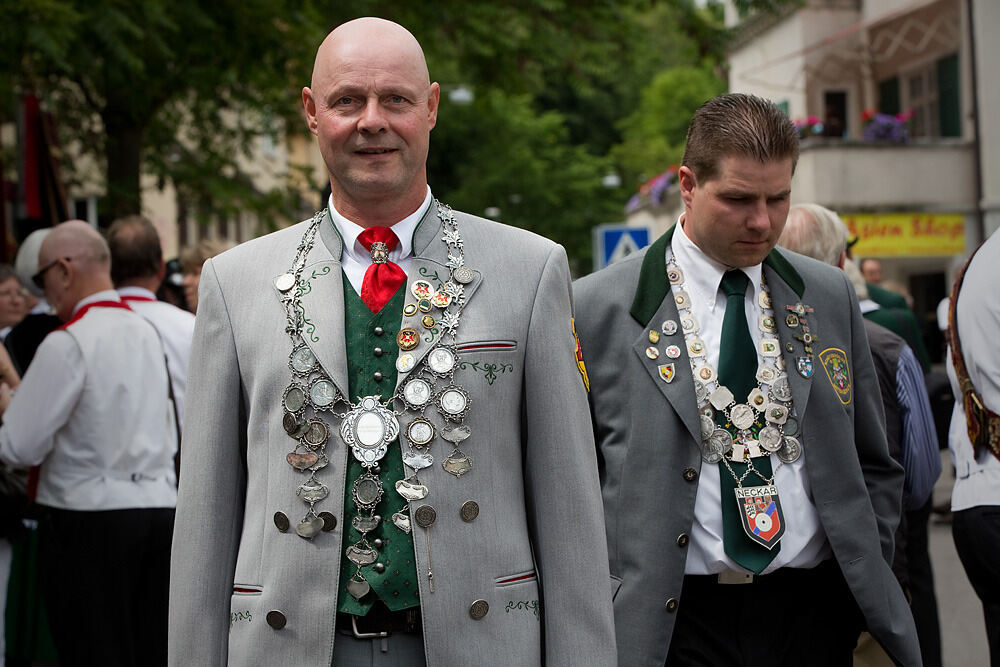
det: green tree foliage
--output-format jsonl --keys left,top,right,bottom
{"left": 429, "top": 89, "right": 623, "bottom": 272}
{"left": 612, "top": 64, "right": 726, "bottom": 181}
{"left": 1, "top": 0, "right": 329, "bottom": 220}
{"left": 1, "top": 0, "right": 734, "bottom": 268}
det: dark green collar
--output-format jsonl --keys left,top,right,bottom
{"left": 628, "top": 224, "right": 805, "bottom": 325}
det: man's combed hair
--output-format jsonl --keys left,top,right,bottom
{"left": 107, "top": 215, "right": 163, "bottom": 285}
{"left": 681, "top": 93, "right": 799, "bottom": 182}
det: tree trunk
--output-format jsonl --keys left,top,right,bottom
{"left": 102, "top": 110, "right": 144, "bottom": 222}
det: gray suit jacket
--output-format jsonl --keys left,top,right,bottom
{"left": 168, "top": 206, "right": 616, "bottom": 665}
{"left": 573, "top": 227, "right": 920, "bottom": 667}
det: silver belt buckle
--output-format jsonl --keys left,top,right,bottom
{"left": 351, "top": 615, "right": 390, "bottom": 639}
{"left": 717, "top": 570, "right": 755, "bottom": 585}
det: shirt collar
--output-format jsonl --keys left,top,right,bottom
{"left": 117, "top": 286, "right": 157, "bottom": 300}
{"left": 671, "top": 214, "right": 763, "bottom": 312}
{"left": 328, "top": 187, "right": 433, "bottom": 264}
{"left": 71, "top": 289, "right": 122, "bottom": 318}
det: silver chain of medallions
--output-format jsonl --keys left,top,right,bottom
{"left": 665, "top": 255, "right": 802, "bottom": 479}
{"left": 275, "top": 201, "right": 475, "bottom": 598}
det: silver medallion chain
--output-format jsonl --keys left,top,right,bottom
{"left": 277, "top": 201, "right": 475, "bottom": 597}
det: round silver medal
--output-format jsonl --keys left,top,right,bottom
{"left": 402, "top": 378, "right": 432, "bottom": 408}
{"left": 701, "top": 437, "right": 724, "bottom": 463}
{"left": 289, "top": 345, "right": 317, "bottom": 374}
{"left": 438, "top": 386, "right": 470, "bottom": 420}
{"left": 771, "top": 377, "right": 792, "bottom": 402}
{"left": 700, "top": 415, "right": 716, "bottom": 439}
{"left": 758, "top": 426, "right": 782, "bottom": 452}
{"left": 710, "top": 428, "right": 734, "bottom": 456}
{"left": 309, "top": 379, "right": 337, "bottom": 408}
{"left": 729, "top": 403, "right": 755, "bottom": 430}
{"left": 406, "top": 417, "right": 435, "bottom": 447}
{"left": 274, "top": 273, "right": 296, "bottom": 292}
{"left": 283, "top": 385, "right": 306, "bottom": 413}
{"left": 777, "top": 435, "right": 802, "bottom": 463}
{"left": 428, "top": 347, "right": 457, "bottom": 375}
{"left": 662, "top": 320, "right": 678, "bottom": 336}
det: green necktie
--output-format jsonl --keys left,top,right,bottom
{"left": 717, "top": 270, "right": 779, "bottom": 573}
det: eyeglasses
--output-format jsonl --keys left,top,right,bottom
{"left": 32, "top": 257, "right": 70, "bottom": 289}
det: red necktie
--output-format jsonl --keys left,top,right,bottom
{"left": 357, "top": 226, "right": 406, "bottom": 313}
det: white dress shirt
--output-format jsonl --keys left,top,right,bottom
{"left": 670, "top": 220, "right": 830, "bottom": 575}
{"left": 328, "top": 187, "right": 432, "bottom": 294}
{"left": 117, "top": 286, "right": 195, "bottom": 424}
{"left": 947, "top": 228, "right": 1000, "bottom": 510}
{"left": 0, "top": 290, "right": 177, "bottom": 510}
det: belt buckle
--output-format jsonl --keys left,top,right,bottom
{"left": 351, "top": 615, "right": 390, "bottom": 639}
{"left": 717, "top": 570, "right": 755, "bottom": 585}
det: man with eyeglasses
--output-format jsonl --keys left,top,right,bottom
{"left": 0, "top": 220, "right": 177, "bottom": 667}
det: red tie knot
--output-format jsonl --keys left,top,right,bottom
{"left": 358, "top": 226, "right": 400, "bottom": 253}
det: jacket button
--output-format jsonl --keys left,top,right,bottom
{"left": 683, "top": 467, "right": 698, "bottom": 482}
{"left": 273, "top": 512, "right": 289, "bottom": 532}
{"left": 460, "top": 500, "right": 480, "bottom": 522}
{"left": 373, "top": 371, "right": 384, "bottom": 382}
{"left": 318, "top": 512, "right": 337, "bottom": 532}
{"left": 373, "top": 326, "right": 384, "bottom": 336}
{"left": 374, "top": 346, "right": 384, "bottom": 357}
{"left": 373, "top": 562, "right": 386, "bottom": 574}
{"left": 266, "top": 610, "right": 287, "bottom": 629}
{"left": 676, "top": 533, "right": 689, "bottom": 547}
{"left": 414, "top": 505, "right": 437, "bottom": 528}
{"left": 469, "top": 600, "right": 489, "bottom": 620}
{"left": 665, "top": 598, "right": 679, "bottom": 613}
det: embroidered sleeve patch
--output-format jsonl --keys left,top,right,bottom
{"left": 819, "top": 347, "right": 852, "bottom": 405}
{"left": 572, "top": 319, "right": 590, "bottom": 392}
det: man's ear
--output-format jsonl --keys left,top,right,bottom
{"left": 678, "top": 166, "right": 698, "bottom": 208}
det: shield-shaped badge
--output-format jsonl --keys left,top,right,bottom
{"left": 734, "top": 484, "right": 785, "bottom": 549}
{"left": 796, "top": 356, "right": 814, "bottom": 378}
{"left": 658, "top": 363, "right": 675, "bottom": 383}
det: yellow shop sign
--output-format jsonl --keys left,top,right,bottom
{"left": 842, "top": 212, "right": 965, "bottom": 256}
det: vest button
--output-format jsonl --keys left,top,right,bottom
{"left": 266, "top": 610, "right": 287, "bottom": 629}
{"left": 374, "top": 371, "right": 384, "bottom": 382}
{"left": 273, "top": 512, "right": 289, "bottom": 532}
{"left": 683, "top": 467, "right": 698, "bottom": 482}
{"left": 676, "top": 533, "right": 689, "bottom": 547}
{"left": 374, "top": 346, "right": 384, "bottom": 357}
{"left": 665, "top": 598, "right": 679, "bottom": 613}
{"left": 373, "top": 562, "right": 386, "bottom": 574}
{"left": 373, "top": 538, "right": 384, "bottom": 549}
{"left": 373, "top": 326, "right": 385, "bottom": 336}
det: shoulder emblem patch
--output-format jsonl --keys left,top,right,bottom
{"left": 819, "top": 347, "right": 852, "bottom": 405}
{"left": 572, "top": 319, "right": 590, "bottom": 392}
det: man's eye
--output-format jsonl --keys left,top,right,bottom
{"left": 337, "top": 97, "right": 354, "bottom": 105}
{"left": 390, "top": 95, "right": 405, "bottom": 103}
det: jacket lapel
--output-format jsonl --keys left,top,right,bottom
{"left": 630, "top": 227, "right": 702, "bottom": 447}
{"left": 271, "top": 210, "right": 350, "bottom": 398}
{"left": 396, "top": 203, "right": 482, "bottom": 390}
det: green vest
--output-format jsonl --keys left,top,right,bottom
{"left": 337, "top": 273, "right": 420, "bottom": 614}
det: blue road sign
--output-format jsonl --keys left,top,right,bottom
{"left": 593, "top": 224, "right": 651, "bottom": 271}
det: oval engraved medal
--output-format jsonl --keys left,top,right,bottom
{"left": 340, "top": 396, "right": 399, "bottom": 466}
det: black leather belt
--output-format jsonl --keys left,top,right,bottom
{"left": 336, "top": 605, "right": 422, "bottom": 639}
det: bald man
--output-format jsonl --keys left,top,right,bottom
{"left": 0, "top": 220, "right": 177, "bottom": 667}
{"left": 168, "top": 18, "right": 615, "bottom": 666}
